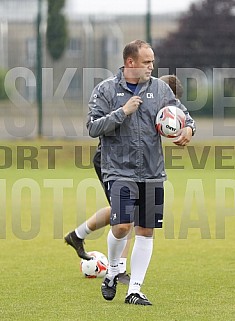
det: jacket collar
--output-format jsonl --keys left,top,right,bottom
{"left": 117, "top": 67, "right": 152, "bottom": 95}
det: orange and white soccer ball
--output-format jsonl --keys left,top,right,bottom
{"left": 156, "top": 105, "right": 186, "bottom": 138}
{"left": 80, "top": 251, "right": 108, "bottom": 278}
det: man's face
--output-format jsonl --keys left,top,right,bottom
{"left": 132, "top": 47, "right": 155, "bottom": 83}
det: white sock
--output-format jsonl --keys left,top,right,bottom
{"left": 75, "top": 222, "right": 92, "bottom": 239}
{"left": 119, "top": 257, "right": 127, "bottom": 274}
{"left": 107, "top": 229, "right": 127, "bottom": 277}
{"left": 127, "top": 235, "right": 153, "bottom": 295}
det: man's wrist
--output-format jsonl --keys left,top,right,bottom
{"left": 186, "top": 125, "right": 196, "bottom": 136}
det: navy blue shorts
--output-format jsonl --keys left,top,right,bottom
{"left": 107, "top": 179, "right": 164, "bottom": 228}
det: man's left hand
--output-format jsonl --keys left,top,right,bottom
{"left": 173, "top": 127, "right": 193, "bottom": 146}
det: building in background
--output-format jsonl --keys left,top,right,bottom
{"left": 0, "top": 0, "right": 179, "bottom": 101}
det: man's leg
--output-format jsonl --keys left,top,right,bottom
{"left": 127, "top": 227, "right": 153, "bottom": 293}
{"left": 101, "top": 179, "right": 136, "bottom": 300}
{"left": 118, "top": 228, "right": 133, "bottom": 284}
{"left": 64, "top": 207, "right": 110, "bottom": 260}
{"left": 65, "top": 206, "right": 132, "bottom": 284}
{"left": 76, "top": 206, "right": 111, "bottom": 236}
{"left": 125, "top": 182, "right": 164, "bottom": 305}
{"left": 101, "top": 224, "right": 131, "bottom": 300}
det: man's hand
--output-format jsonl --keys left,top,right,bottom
{"left": 122, "top": 96, "right": 143, "bottom": 116}
{"left": 173, "top": 127, "right": 193, "bottom": 146}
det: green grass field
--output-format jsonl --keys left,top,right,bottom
{"left": 1, "top": 139, "right": 235, "bottom": 321}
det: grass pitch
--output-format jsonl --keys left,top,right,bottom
{"left": 0, "top": 139, "right": 235, "bottom": 321}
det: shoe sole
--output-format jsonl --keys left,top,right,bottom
{"left": 124, "top": 293, "right": 152, "bottom": 306}
{"left": 125, "top": 300, "right": 152, "bottom": 306}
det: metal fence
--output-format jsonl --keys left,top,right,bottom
{"left": 0, "top": 0, "right": 181, "bottom": 138}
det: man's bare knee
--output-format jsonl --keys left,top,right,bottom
{"left": 112, "top": 223, "right": 132, "bottom": 238}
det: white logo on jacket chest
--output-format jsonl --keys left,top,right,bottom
{"left": 147, "top": 93, "right": 154, "bottom": 98}
{"left": 117, "top": 93, "right": 124, "bottom": 96}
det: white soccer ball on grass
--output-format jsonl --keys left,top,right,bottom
{"left": 80, "top": 251, "right": 108, "bottom": 278}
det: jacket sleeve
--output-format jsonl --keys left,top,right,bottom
{"left": 175, "top": 98, "right": 196, "bottom": 134}
{"left": 86, "top": 84, "right": 127, "bottom": 138}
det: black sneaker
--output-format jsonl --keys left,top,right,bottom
{"left": 101, "top": 274, "right": 118, "bottom": 301}
{"left": 125, "top": 292, "right": 152, "bottom": 306}
{"left": 64, "top": 231, "right": 92, "bottom": 260}
{"left": 118, "top": 271, "right": 130, "bottom": 285}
